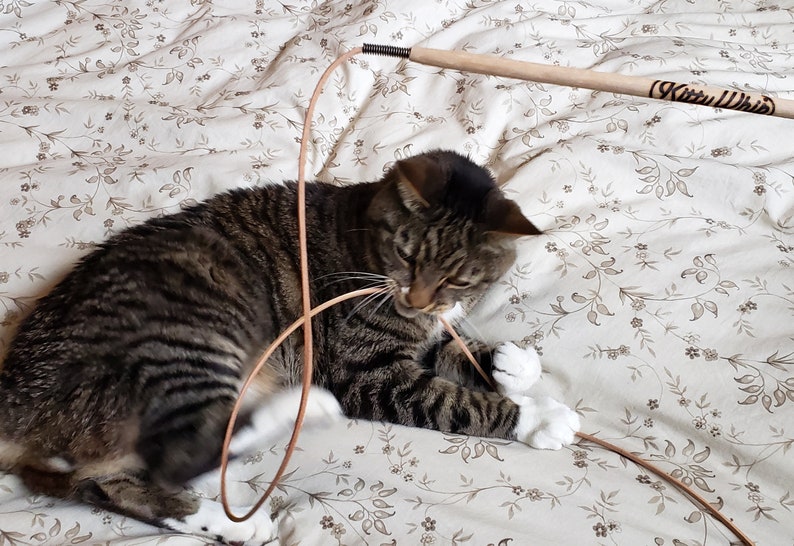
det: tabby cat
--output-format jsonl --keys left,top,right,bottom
{"left": 0, "top": 150, "right": 579, "bottom": 544}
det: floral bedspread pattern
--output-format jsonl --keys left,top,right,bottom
{"left": 1, "top": 0, "right": 792, "bottom": 544}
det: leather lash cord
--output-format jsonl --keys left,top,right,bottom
{"left": 219, "top": 46, "right": 755, "bottom": 546}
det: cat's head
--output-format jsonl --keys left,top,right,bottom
{"left": 368, "top": 150, "right": 542, "bottom": 318}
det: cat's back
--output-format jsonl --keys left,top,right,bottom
{"left": 0, "top": 179, "right": 373, "bottom": 404}
{"left": 9, "top": 186, "right": 274, "bottom": 334}
{"left": 0, "top": 186, "right": 293, "bottom": 410}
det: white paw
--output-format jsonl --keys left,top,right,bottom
{"left": 230, "top": 386, "right": 343, "bottom": 455}
{"left": 163, "top": 498, "right": 277, "bottom": 545}
{"left": 492, "top": 343, "right": 542, "bottom": 396}
{"left": 513, "top": 395, "right": 580, "bottom": 450}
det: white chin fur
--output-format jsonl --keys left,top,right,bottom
{"left": 441, "top": 302, "right": 465, "bottom": 322}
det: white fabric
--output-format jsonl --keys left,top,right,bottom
{"left": 1, "top": 1, "right": 792, "bottom": 544}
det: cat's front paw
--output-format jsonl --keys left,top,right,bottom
{"left": 163, "top": 499, "right": 277, "bottom": 545}
{"left": 513, "top": 395, "right": 580, "bottom": 450}
{"left": 492, "top": 342, "right": 542, "bottom": 396}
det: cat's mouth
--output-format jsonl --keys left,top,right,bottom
{"left": 393, "top": 289, "right": 454, "bottom": 319}
{"left": 393, "top": 296, "right": 423, "bottom": 318}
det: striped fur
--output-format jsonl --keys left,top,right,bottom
{"left": 0, "top": 150, "right": 542, "bottom": 543}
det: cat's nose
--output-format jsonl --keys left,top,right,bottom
{"left": 405, "top": 270, "right": 440, "bottom": 311}
{"left": 406, "top": 274, "right": 438, "bottom": 310}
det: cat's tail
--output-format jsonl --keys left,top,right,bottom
{"left": 16, "top": 463, "right": 76, "bottom": 497}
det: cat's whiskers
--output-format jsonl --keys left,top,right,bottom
{"left": 315, "top": 271, "right": 389, "bottom": 281}
{"left": 345, "top": 294, "right": 388, "bottom": 322}
{"left": 344, "top": 282, "right": 395, "bottom": 321}
{"left": 367, "top": 289, "right": 396, "bottom": 318}
{"left": 349, "top": 277, "right": 398, "bottom": 319}
{"left": 314, "top": 271, "right": 392, "bottom": 290}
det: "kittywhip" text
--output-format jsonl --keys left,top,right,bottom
{"left": 649, "top": 80, "right": 776, "bottom": 115}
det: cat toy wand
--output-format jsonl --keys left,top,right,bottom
{"left": 220, "top": 44, "right": 762, "bottom": 545}
{"left": 364, "top": 43, "right": 794, "bottom": 119}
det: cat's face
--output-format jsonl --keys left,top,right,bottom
{"left": 368, "top": 151, "right": 542, "bottom": 319}
{"left": 384, "top": 215, "right": 516, "bottom": 318}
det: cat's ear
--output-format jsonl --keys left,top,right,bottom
{"left": 394, "top": 155, "right": 445, "bottom": 210}
{"left": 483, "top": 190, "right": 543, "bottom": 237}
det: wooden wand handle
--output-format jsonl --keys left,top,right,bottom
{"left": 363, "top": 44, "right": 794, "bottom": 119}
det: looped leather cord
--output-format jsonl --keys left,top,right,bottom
{"left": 219, "top": 47, "right": 364, "bottom": 522}
{"left": 218, "top": 47, "right": 755, "bottom": 546}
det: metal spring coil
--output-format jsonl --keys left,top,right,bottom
{"left": 362, "top": 43, "right": 412, "bottom": 58}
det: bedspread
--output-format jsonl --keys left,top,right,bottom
{"left": 1, "top": 1, "right": 792, "bottom": 544}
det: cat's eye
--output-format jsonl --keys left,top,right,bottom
{"left": 394, "top": 245, "right": 413, "bottom": 265}
{"left": 444, "top": 278, "right": 474, "bottom": 290}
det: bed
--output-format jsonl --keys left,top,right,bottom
{"left": 1, "top": 0, "right": 792, "bottom": 544}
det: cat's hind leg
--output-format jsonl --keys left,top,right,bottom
{"left": 72, "top": 461, "right": 277, "bottom": 545}
{"left": 114, "top": 388, "right": 280, "bottom": 544}
{"left": 160, "top": 495, "right": 277, "bottom": 546}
